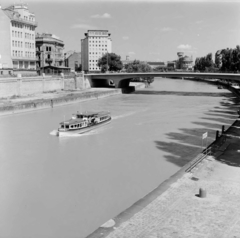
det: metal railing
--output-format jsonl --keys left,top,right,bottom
{"left": 185, "top": 147, "right": 212, "bottom": 173}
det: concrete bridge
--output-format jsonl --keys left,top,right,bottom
{"left": 84, "top": 72, "right": 240, "bottom": 88}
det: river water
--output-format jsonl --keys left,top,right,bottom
{"left": 0, "top": 78, "right": 238, "bottom": 238}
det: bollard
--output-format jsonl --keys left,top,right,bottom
{"left": 215, "top": 130, "right": 219, "bottom": 140}
{"left": 199, "top": 188, "right": 207, "bottom": 198}
{"left": 222, "top": 125, "right": 225, "bottom": 134}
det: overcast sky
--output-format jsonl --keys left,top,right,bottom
{"left": 1, "top": 0, "right": 240, "bottom": 62}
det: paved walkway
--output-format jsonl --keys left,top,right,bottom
{"left": 90, "top": 119, "right": 240, "bottom": 238}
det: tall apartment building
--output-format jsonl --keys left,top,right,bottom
{"left": 35, "top": 33, "right": 64, "bottom": 69}
{"left": 81, "top": 30, "right": 112, "bottom": 72}
{"left": 0, "top": 3, "right": 37, "bottom": 75}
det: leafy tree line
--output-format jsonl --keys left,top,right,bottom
{"left": 97, "top": 53, "right": 154, "bottom": 84}
{"left": 194, "top": 45, "right": 240, "bottom": 72}
{"left": 124, "top": 60, "right": 154, "bottom": 83}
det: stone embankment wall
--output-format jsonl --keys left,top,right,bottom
{"left": 0, "top": 73, "right": 90, "bottom": 98}
{"left": 0, "top": 89, "right": 122, "bottom": 116}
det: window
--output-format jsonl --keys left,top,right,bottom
{"left": 12, "top": 41, "right": 14, "bottom": 47}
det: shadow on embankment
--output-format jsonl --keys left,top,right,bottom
{"left": 132, "top": 90, "right": 230, "bottom": 97}
{"left": 153, "top": 93, "right": 240, "bottom": 168}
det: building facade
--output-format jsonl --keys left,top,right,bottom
{"left": 176, "top": 52, "right": 193, "bottom": 70}
{"left": 147, "top": 61, "right": 166, "bottom": 69}
{"left": 64, "top": 51, "right": 81, "bottom": 72}
{"left": 35, "top": 33, "right": 65, "bottom": 71}
{"left": 0, "top": 3, "right": 38, "bottom": 75}
{"left": 81, "top": 30, "right": 112, "bottom": 73}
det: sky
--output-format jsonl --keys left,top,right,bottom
{"left": 1, "top": 0, "right": 240, "bottom": 62}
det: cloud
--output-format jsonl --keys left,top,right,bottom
{"left": 71, "top": 23, "right": 98, "bottom": 29}
{"left": 91, "top": 13, "right": 111, "bottom": 19}
{"left": 195, "top": 20, "right": 204, "bottom": 24}
{"left": 177, "top": 44, "right": 192, "bottom": 50}
{"left": 122, "top": 36, "right": 129, "bottom": 40}
{"left": 160, "top": 27, "right": 173, "bottom": 32}
{"left": 149, "top": 52, "right": 160, "bottom": 55}
{"left": 128, "top": 52, "right": 135, "bottom": 55}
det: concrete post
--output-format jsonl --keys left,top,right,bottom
{"left": 74, "top": 71, "right": 77, "bottom": 89}
{"left": 42, "top": 73, "right": 45, "bottom": 93}
{"left": 199, "top": 188, "right": 207, "bottom": 198}
{"left": 81, "top": 71, "right": 85, "bottom": 89}
{"left": 17, "top": 74, "right": 22, "bottom": 96}
{"left": 60, "top": 73, "right": 64, "bottom": 90}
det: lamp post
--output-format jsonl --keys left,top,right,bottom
{"left": 106, "top": 51, "right": 109, "bottom": 73}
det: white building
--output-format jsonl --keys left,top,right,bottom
{"left": 81, "top": 30, "right": 112, "bottom": 72}
{"left": 0, "top": 3, "right": 37, "bottom": 75}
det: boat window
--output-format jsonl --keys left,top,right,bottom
{"left": 70, "top": 125, "right": 73, "bottom": 128}
{"left": 66, "top": 125, "right": 69, "bottom": 129}
{"left": 100, "top": 116, "right": 108, "bottom": 121}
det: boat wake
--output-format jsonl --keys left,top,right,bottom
{"left": 50, "top": 126, "right": 110, "bottom": 137}
{"left": 112, "top": 111, "right": 141, "bottom": 120}
{"left": 50, "top": 130, "right": 59, "bottom": 136}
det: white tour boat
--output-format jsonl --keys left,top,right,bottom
{"left": 57, "top": 111, "right": 111, "bottom": 136}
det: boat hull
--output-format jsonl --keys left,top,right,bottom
{"left": 58, "top": 118, "right": 111, "bottom": 136}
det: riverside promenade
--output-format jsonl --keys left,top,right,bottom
{"left": 88, "top": 117, "right": 240, "bottom": 238}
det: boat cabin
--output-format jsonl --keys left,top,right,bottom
{"left": 58, "top": 111, "right": 111, "bottom": 131}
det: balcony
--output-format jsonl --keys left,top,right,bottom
{"left": 12, "top": 55, "right": 36, "bottom": 61}
{"left": 45, "top": 58, "right": 53, "bottom": 65}
{"left": 10, "top": 16, "right": 38, "bottom": 27}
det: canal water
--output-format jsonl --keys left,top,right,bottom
{"left": 0, "top": 78, "right": 238, "bottom": 238}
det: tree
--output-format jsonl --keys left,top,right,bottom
{"left": 215, "top": 50, "right": 222, "bottom": 69}
{"left": 124, "top": 60, "right": 154, "bottom": 84}
{"left": 97, "top": 53, "right": 123, "bottom": 72}
{"left": 194, "top": 53, "right": 214, "bottom": 72}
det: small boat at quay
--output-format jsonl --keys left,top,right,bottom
{"left": 57, "top": 111, "right": 111, "bottom": 136}
{"left": 231, "top": 83, "right": 240, "bottom": 89}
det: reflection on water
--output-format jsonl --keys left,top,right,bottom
{"left": 0, "top": 78, "right": 238, "bottom": 238}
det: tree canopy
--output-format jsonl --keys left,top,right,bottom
{"left": 97, "top": 53, "right": 123, "bottom": 72}
{"left": 194, "top": 53, "right": 215, "bottom": 72}
{"left": 194, "top": 45, "right": 240, "bottom": 73}
{"left": 124, "top": 60, "right": 154, "bottom": 83}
